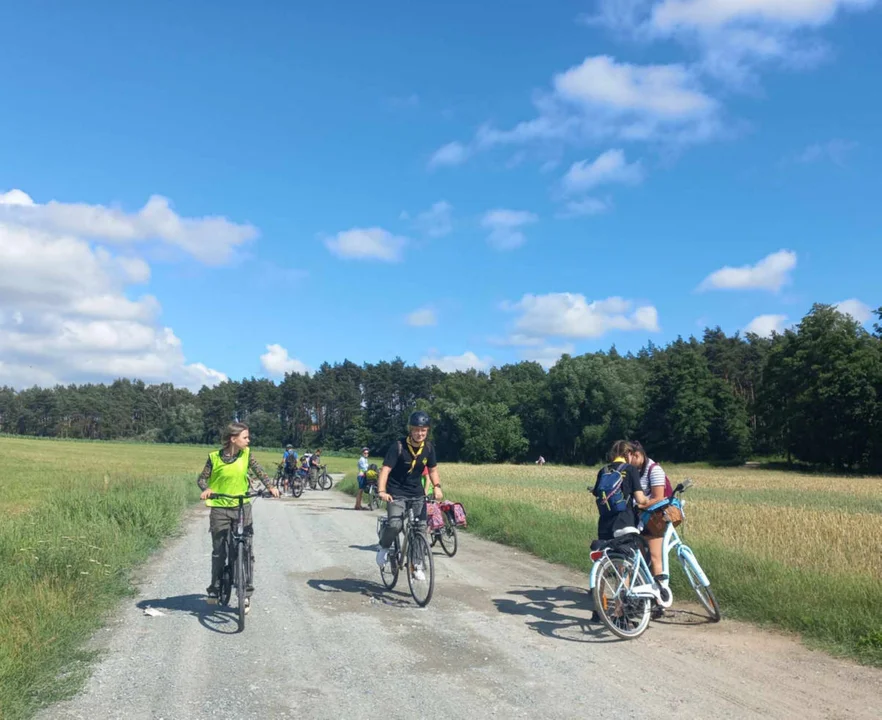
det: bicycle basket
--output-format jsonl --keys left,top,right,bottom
{"left": 641, "top": 497, "right": 684, "bottom": 538}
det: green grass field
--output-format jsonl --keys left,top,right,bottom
{"left": 2, "top": 437, "right": 880, "bottom": 718}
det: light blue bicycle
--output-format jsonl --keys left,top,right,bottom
{"left": 588, "top": 479, "right": 721, "bottom": 639}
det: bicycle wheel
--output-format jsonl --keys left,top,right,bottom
{"left": 319, "top": 471, "right": 333, "bottom": 490}
{"left": 406, "top": 532, "right": 435, "bottom": 607}
{"left": 367, "top": 490, "right": 378, "bottom": 511}
{"left": 679, "top": 550, "right": 721, "bottom": 622}
{"left": 236, "top": 541, "right": 246, "bottom": 632}
{"left": 592, "top": 554, "right": 651, "bottom": 640}
{"left": 380, "top": 540, "right": 399, "bottom": 590}
{"left": 438, "top": 514, "right": 458, "bottom": 557}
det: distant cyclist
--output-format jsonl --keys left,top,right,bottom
{"left": 354, "top": 446, "right": 370, "bottom": 510}
{"left": 309, "top": 449, "right": 323, "bottom": 487}
{"left": 197, "top": 422, "right": 280, "bottom": 613}
{"left": 375, "top": 411, "right": 443, "bottom": 577}
{"left": 282, "top": 444, "right": 298, "bottom": 488}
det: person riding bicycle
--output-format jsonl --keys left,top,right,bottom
{"left": 375, "top": 410, "right": 443, "bottom": 577}
{"left": 354, "top": 446, "right": 371, "bottom": 510}
{"left": 196, "top": 422, "right": 280, "bottom": 612}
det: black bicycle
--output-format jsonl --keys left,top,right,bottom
{"left": 209, "top": 490, "right": 265, "bottom": 632}
{"left": 378, "top": 500, "right": 435, "bottom": 607}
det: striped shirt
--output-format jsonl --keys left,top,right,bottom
{"left": 638, "top": 458, "right": 667, "bottom": 497}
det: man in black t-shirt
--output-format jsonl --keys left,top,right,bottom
{"left": 375, "top": 410, "right": 443, "bottom": 571}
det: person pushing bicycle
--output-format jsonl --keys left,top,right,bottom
{"left": 196, "top": 422, "right": 280, "bottom": 612}
{"left": 375, "top": 411, "right": 443, "bottom": 576}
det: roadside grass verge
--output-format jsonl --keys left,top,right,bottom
{"left": 338, "top": 464, "right": 882, "bottom": 667}
{"left": 0, "top": 438, "right": 211, "bottom": 719}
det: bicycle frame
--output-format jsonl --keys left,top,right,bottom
{"left": 590, "top": 537, "right": 673, "bottom": 609}
{"left": 589, "top": 499, "right": 688, "bottom": 609}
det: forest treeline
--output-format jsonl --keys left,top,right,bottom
{"left": 2, "top": 304, "right": 881, "bottom": 471}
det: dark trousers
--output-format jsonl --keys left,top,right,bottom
{"left": 209, "top": 505, "right": 255, "bottom": 596}
{"left": 379, "top": 497, "right": 427, "bottom": 548}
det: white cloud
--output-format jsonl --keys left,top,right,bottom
{"left": 521, "top": 343, "right": 576, "bottom": 369}
{"left": 699, "top": 250, "right": 797, "bottom": 292}
{"left": 0, "top": 203, "right": 229, "bottom": 390}
{"left": 651, "top": 0, "right": 876, "bottom": 31}
{"left": 795, "top": 139, "right": 857, "bottom": 166}
{"left": 554, "top": 55, "right": 715, "bottom": 119}
{"left": 587, "top": 1, "right": 878, "bottom": 87}
{"left": 744, "top": 313, "right": 788, "bottom": 337}
{"left": 406, "top": 307, "right": 438, "bottom": 327}
{"left": 508, "top": 293, "right": 660, "bottom": 339}
{"left": 413, "top": 201, "right": 453, "bottom": 238}
{"left": 562, "top": 149, "right": 645, "bottom": 194}
{"left": 419, "top": 351, "right": 492, "bottom": 373}
{"left": 481, "top": 209, "right": 538, "bottom": 251}
{"left": 0, "top": 188, "right": 257, "bottom": 265}
{"left": 428, "top": 141, "right": 469, "bottom": 169}
{"left": 324, "top": 227, "right": 407, "bottom": 262}
{"left": 558, "top": 197, "right": 612, "bottom": 218}
{"left": 445, "top": 54, "right": 721, "bottom": 163}
{"left": 260, "top": 344, "right": 310, "bottom": 377}
{"left": 835, "top": 299, "right": 873, "bottom": 324}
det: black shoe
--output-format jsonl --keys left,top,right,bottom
{"left": 206, "top": 585, "right": 219, "bottom": 599}
{"left": 651, "top": 606, "right": 666, "bottom": 620}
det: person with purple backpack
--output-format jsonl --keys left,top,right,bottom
{"left": 629, "top": 440, "right": 673, "bottom": 614}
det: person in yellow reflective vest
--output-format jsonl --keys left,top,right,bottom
{"left": 196, "top": 421, "right": 280, "bottom": 611}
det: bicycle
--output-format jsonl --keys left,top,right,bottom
{"left": 377, "top": 499, "right": 435, "bottom": 607}
{"left": 427, "top": 499, "right": 458, "bottom": 557}
{"left": 588, "top": 479, "right": 721, "bottom": 639}
{"left": 363, "top": 480, "right": 383, "bottom": 510}
{"left": 273, "top": 464, "right": 289, "bottom": 496}
{"left": 317, "top": 464, "right": 333, "bottom": 490}
{"left": 208, "top": 490, "right": 266, "bottom": 632}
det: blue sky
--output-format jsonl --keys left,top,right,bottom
{"left": 0, "top": 0, "right": 880, "bottom": 388}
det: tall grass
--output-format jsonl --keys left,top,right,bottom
{"left": 339, "top": 462, "right": 882, "bottom": 666}
{"left": 0, "top": 438, "right": 209, "bottom": 719}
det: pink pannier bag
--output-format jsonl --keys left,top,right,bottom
{"left": 426, "top": 502, "right": 445, "bottom": 531}
{"left": 440, "top": 501, "right": 467, "bottom": 527}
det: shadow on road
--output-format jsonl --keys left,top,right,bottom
{"left": 348, "top": 544, "right": 379, "bottom": 552}
{"left": 306, "top": 577, "right": 413, "bottom": 608}
{"left": 136, "top": 594, "right": 240, "bottom": 635}
{"left": 494, "top": 585, "right": 618, "bottom": 644}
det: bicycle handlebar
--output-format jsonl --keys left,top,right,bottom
{"left": 208, "top": 490, "right": 267, "bottom": 500}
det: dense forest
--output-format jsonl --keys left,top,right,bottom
{"left": 2, "top": 304, "right": 881, "bottom": 471}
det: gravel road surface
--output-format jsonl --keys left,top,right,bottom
{"left": 40, "top": 490, "right": 882, "bottom": 720}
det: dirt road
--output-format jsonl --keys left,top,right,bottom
{"left": 40, "top": 490, "right": 882, "bottom": 719}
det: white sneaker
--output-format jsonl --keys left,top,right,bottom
{"left": 413, "top": 564, "right": 426, "bottom": 582}
{"left": 244, "top": 598, "right": 251, "bottom": 614}
{"left": 376, "top": 548, "right": 389, "bottom": 568}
